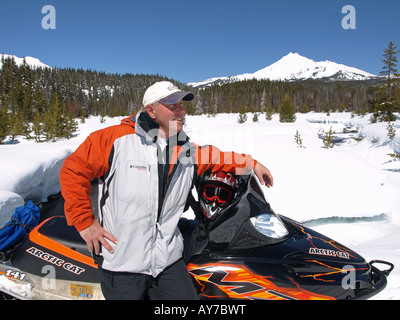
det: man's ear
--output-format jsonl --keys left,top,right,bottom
{"left": 145, "top": 104, "right": 156, "bottom": 120}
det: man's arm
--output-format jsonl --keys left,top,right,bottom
{"left": 59, "top": 131, "right": 118, "bottom": 253}
{"left": 254, "top": 162, "right": 273, "bottom": 188}
{"left": 193, "top": 144, "right": 273, "bottom": 186}
{"left": 79, "top": 219, "right": 117, "bottom": 255}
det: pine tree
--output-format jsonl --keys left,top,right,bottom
{"left": 32, "top": 111, "right": 43, "bottom": 142}
{"left": 323, "top": 127, "right": 335, "bottom": 148}
{"left": 265, "top": 104, "right": 273, "bottom": 120}
{"left": 387, "top": 122, "right": 396, "bottom": 140}
{"left": 42, "top": 92, "right": 63, "bottom": 141}
{"left": 298, "top": 103, "right": 311, "bottom": 113}
{"left": 279, "top": 94, "right": 296, "bottom": 123}
{"left": 294, "top": 130, "right": 305, "bottom": 148}
{"left": 237, "top": 103, "right": 247, "bottom": 124}
{"left": 62, "top": 111, "right": 78, "bottom": 139}
{"left": 381, "top": 41, "right": 400, "bottom": 81}
{"left": 252, "top": 112, "right": 259, "bottom": 122}
{"left": 260, "top": 88, "right": 267, "bottom": 112}
{"left": 374, "top": 41, "right": 400, "bottom": 122}
{"left": 0, "top": 107, "right": 8, "bottom": 143}
{"left": 7, "top": 111, "right": 24, "bottom": 143}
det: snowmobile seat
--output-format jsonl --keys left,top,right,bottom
{"left": 37, "top": 216, "right": 91, "bottom": 257}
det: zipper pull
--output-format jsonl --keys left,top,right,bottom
{"left": 156, "top": 222, "right": 164, "bottom": 239}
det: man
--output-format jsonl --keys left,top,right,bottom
{"left": 59, "top": 81, "right": 273, "bottom": 300}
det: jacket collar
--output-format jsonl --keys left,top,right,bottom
{"left": 122, "top": 111, "right": 190, "bottom": 145}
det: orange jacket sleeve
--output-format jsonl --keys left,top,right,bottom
{"left": 59, "top": 125, "right": 132, "bottom": 232}
{"left": 193, "top": 143, "right": 258, "bottom": 177}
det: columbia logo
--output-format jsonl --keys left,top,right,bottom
{"left": 129, "top": 164, "right": 148, "bottom": 171}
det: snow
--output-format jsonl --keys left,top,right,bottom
{"left": 0, "top": 112, "right": 399, "bottom": 300}
{"left": 0, "top": 54, "right": 51, "bottom": 69}
{"left": 0, "top": 116, "right": 121, "bottom": 224}
{"left": 188, "top": 52, "right": 376, "bottom": 87}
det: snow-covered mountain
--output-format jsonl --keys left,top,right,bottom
{"left": 188, "top": 52, "right": 377, "bottom": 87}
{"left": 0, "top": 54, "right": 51, "bottom": 69}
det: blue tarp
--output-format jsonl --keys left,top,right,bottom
{"left": 0, "top": 201, "right": 40, "bottom": 252}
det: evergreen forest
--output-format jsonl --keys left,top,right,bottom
{"left": 0, "top": 41, "right": 399, "bottom": 144}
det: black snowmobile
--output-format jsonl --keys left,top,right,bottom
{"left": 0, "top": 172, "right": 393, "bottom": 300}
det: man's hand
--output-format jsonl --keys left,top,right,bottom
{"left": 254, "top": 162, "right": 274, "bottom": 188}
{"left": 79, "top": 219, "right": 118, "bottom": 255}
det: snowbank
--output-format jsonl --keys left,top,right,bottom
{"left": 0, "top": 191, "right": 24, "bottom": 227}
{"left": 0, "top": 116, "right": 122, "bottom": 217}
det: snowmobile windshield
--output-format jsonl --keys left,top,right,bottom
{"left": 250, "top": 213, "right": 289, "bottom": 239}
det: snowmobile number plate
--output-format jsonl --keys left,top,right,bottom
{"left": 70, "top": 284, "right": 94, "bottom": 299}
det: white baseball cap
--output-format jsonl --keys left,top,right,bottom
{"left": 142, "top": 81, "right": 194, "bottom": 107}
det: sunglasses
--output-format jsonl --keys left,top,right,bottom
{"left": 202, "top": 184, "right": 233, "bottom": 204}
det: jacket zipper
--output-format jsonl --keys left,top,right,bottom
{"left": 156, "top": 142, "right": 169, "bottom": 224}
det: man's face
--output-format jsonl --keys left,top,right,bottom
{"left": 146, "top": 100, "right": 186, "bottom": 138}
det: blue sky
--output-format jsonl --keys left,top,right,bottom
{"left": 1, "top": 0, "right": 399, "bottom": 83}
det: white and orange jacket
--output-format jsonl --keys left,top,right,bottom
{"left": 60, "top": 111, "right": 257, "bottom": 276}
